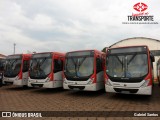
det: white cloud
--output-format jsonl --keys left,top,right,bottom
{"left": 0, "top": 0, "right": 159, "bottom": 55}
{"left": 28, "top": 14, "right": 54, "bottom": 31}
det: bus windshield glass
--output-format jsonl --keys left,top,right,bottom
{"left": 106, "top": 47, "right": 148, "bottom": 78}
{"left": 29, "top": 53, "right": 52, "bottom": 79}
{"left": 4, "top": 55, "right": 22, "bottom": 77}
{"left": 0, "top": 59, "right": 5, "bottom": 71}
{"left": 65, "top": 51, "right": 94, "bottom": 78}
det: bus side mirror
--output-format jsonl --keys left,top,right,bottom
{"left": 150, "top": 54, "right": 155, "bottom": 62}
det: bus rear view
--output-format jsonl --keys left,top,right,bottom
{"left": 105, "top": 46, "right": 154, "bottom": 95}
{"left": 63, "top": 50, "right": 105, "bottom": 91}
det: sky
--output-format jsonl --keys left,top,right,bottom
{"left": 0, "top": 0, "right": 160, "bottom": 55}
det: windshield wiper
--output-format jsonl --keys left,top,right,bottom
{"left": 30, "top": 59, "right": 38, "bottom": 71}
{"left": 70, "top": 57, "right": 77, "bottom": 76}
{"left": 40, "top": 58, "right": 46, "bottom": 65}
{"left": 65, "top": 57, "right": 77, "bottom": 77}
{"left": 127, "top": 53, "right": 137, "bottom": 65}
{"left": 37, "top": 58, "right": 47, "bottom": 77}
{"left": 30, "top": 58, "right": 47, "bottom": 78}
{"left": 7, "top": 59, "right": 18, "bottom": 71}
{"left": 77, "top": 57, "right": 86, "bottom": 71}
{"left": 65, "top": 56, "right": 89, "bottom": 77}
{"left": 115, "top": 56, "right": 124, "bottom": 70}
{"left": 76, "top": 56, "right": 90, "bottom": 77}
{"left": 7, "top": 59, "right": 18, "bottom": 66}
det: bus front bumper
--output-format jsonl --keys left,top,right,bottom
{"left": 28, "top": 81, "right": 53, "bottom": 88}
{"left": 28, "top": 79, "right": 63, "bottom": 88}
{"left": 63, "top": 83, "right": 97, "bottom": 91}
{"left": 3, "top": 77, "right": 14, "bottom": 84}
{"left": 105, "top": 84, "right": 152, "bottom": 95}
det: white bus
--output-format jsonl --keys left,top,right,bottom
{"left": 105, "top": 46, "right": 155, "bottom": 95}
{"left": 63, "top": 50, "right": 105, "bottom": 91}
{"left": 28, "top": 52, "right": 65, "bottom": 88}
{"left": 3, "top": 54, "right": 31, "bottom": 87}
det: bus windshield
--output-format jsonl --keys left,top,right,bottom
{"left": 106, "top": 47, "right": 148, "bottom": 79}
{"left": 0, "top": 59, "right": 5, "bottom": 71}
{"left": 107, "top": 54, "right": 148, "bottom": 78}
{"left": 4, "top": 58, "right": 22, "bottom": 77}
{"left": 30, "top": 54, "right": 52, "bottom": 79}
{"left": 65, "top": 51, "right": 94, "bottom": 79}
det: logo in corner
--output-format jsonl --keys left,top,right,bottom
{"left": 133, "top": 2, "right": 148, "bottom": 12}
{"left": 122, "top": 2, "right": 158, "bottom": 24}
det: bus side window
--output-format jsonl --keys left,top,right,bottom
{"left": 23, "top": 60, "right": 29, "bottom": 72}
{"left": 96, "top": 58, "right": 103, "bottom": 73}
{"left": 54, "top": 59, "right": 63, "bottom": 73}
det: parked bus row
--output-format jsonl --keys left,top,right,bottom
{"left": 1, "top": 45, "right": 156, "bottom": 95}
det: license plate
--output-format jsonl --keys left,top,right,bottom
{"left": 73, "top": 88, "right": 79, "bottom": 90}
{"left": 121, "top": 91, "right": 130, "bottom": 94}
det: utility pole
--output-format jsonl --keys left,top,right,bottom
{"left": 14, "top": 43, "right": 16, "bottom": 54}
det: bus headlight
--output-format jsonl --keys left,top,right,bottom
{"left": 15, "top": 76, "right": 20, "bottom": 80}
{"left": 87, "top": 78, "right": 94, "bottom": 84}
{"left": 64, "top": 80, "right": 67, "bottom": 84}
{"left": 106, "top": 80, "right": 112, "bottom": 86}
{"left": 45, "top": 77, "right": 50, "bottom": 82}
{"left": 141, "top": 80, "right": 149, "bottom": 87}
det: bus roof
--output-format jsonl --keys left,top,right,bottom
{"left": 106, "top": 45, "right": 149, "bottom": 55}
{"left": 8, "top": 54, "right": 32, "bottom": 56}
{"left": 108, "top": 45, "right": 149, "bottom": 50}
{"left": 6, "top": 54, "right": 32, "bottom": 60}
{"left": 66, "top": 49, "right": 104, "bottom": 54}
{"left": 32, "top": 52, "right": 65, "bottom": 56}
{"left": 7, "top": 54, "right": 32, "bottom": 57}
{"left": 107, "top": 45, "right": 149, "bottom": 51}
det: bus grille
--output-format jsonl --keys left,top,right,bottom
{"left": 31, "top": 84, "right": 43, "bottom": 87}
{"left": 68, "top": 85, "right": 85, "bottom": 90}
{"left": 114, "top": 88, "right": 138, "bottom": 94}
